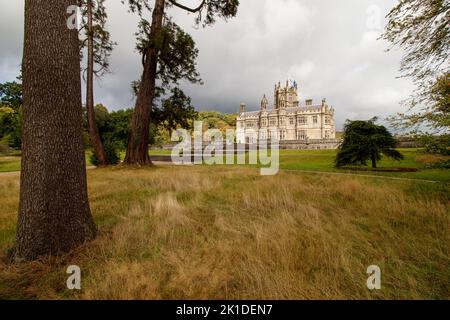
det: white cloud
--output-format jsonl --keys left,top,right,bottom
{"left": 359, "top": 87, "right": 408, "bottom": 110}
{"left": 289, "top": 61, "right": 316, "bottom": 80}
{"left": 263, "top": 0, "right": 314, "bottom": 41}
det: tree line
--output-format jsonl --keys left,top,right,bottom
{"left": 0, "top": 85, "right": 237, "bottom": 159}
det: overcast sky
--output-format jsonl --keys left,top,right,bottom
{"left": 0, "top": 0, "right": 413, "bottom": 129}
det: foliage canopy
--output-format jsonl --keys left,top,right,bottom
{"left": 336, "top": 119, "right": 404, "bottom": 168}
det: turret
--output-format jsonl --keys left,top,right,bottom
{"left": 240, "top": 103, "right": 246, "bottom": 114}
{"left": 274, "top": 83, "right": 279, "bottom": 109}
{"left": 261, "top": 95, "right": 268, "bottom": 111}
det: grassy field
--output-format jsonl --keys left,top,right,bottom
{"left": 0, "top": 165, "right": 449, "bottom": 299}
{"left": 0, "top": 156, "right": 21, "bottom": 173}
{"left": 2, "top": 148, "right": 449, "bottom": 181}
{"left": 275, "top": 148, "right": 450, "bottom": 182}
{"left": 0, "top": 152, "right": 94, "bottom": 173}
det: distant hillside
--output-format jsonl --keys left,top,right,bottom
{"left": 150, "top": 111, "right": 237, "bottom": 145}
{"left": 197, "top": 111, "right": 237, "bottom": 133}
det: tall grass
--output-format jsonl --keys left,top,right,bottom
{"left": 0, "top": 166, "right": 449, "bottom": 299}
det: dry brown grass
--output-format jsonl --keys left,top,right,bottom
{"left": 0, "top": 165, "right": 449, "bottom": 299}
{"left": 416, "top": 153, "right": 450, "bottom": 165}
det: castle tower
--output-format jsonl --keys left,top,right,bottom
{"left": 274, "top": 80, "right": 300, "bottom": 108}
{"left": 261, "top": 94, "right": 268, "bottom": 111}
{"left": 240, "top": 103, "right": 246, "bottom": 114}
{"left": 274, "top": 83, "right": 280, "bottom": 109}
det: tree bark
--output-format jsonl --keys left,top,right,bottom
{"left": 12, "top": 0, "right": 97, "bottom": 261}
{"left": 124, "top": 0, "right": 166, "bottom": 165}
{"left": 86, "top": 0, "right": 108, "bottom": 166}
{"left": 371, "top": 153, "right": 377, "bottom": 168}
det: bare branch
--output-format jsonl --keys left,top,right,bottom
{"left": 168, "top": 0, "right": 206, "bottom": 13}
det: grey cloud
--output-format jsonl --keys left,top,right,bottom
{"left": 0, "top": 0, "right": 414, "bottom": 130}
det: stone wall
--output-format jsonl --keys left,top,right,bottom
{"left": 152, "top": 139, "right": 341, "bottom": 151}
{"left": 151, "top": 137, "right": 419, "bottom": 152}
{"left": 396, "top": 137, "right": 422, "bottom": 148}
{"left": 279, "top": 139, "right": 341, "bottom": 150}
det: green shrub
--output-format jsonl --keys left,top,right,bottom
{"left": 89, "top": 141, "right": 120, "bottom": 166}
{"left": 426, "top": 159, "right": 450, "bottom": 169}
{"left": 421, "top": 134, "right": 450, "bottom": 155}
{"left": 0, "top": 142, "right": 12, "bottom": 154}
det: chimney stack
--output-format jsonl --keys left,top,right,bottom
{"left": 240, "top": 103, "right": 246, "bottom": 114}
{"left": 306, "top": 99, "right": 313, "bottom": 106}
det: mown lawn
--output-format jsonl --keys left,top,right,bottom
{"left": 0, "top": 153, "right": 95, "bottom": 173}
{"left": 0, "top": 165, "right": 449, "bottom": 299}
{"left": 0, "top": 157, "right": 21, "bottom": 173}
{"left": 0, "top": 150, "right": 174, "bottom": 172}
{"left": 224, "top": 148, "right": 449, "bottom": 182}
{"left": 139, "top": 148, "right": 450, "bottom": 182}
{"left": 276, "top": 148, "right": 450, "bottom": 182}
{"left": 1, "top": 148, "right": 449, "bottom": 182}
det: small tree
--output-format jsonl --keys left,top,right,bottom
{"left": 123, "top": 0, "right": 239, "bottom": 165}
{"left": 0, "top": 78, "right": 23, "bottom": 149}
{"left": 0, "top": 79, "right": 23, "bottom": 110}
{"left": 336, "top": 119, "right": 404, "bottom": 169}
{"left": 79, "top": 0, "right": 115, "bottom": 166}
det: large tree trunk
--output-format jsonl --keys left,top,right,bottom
{"left": 371, "top": 153, "right": 377, "bottom": 169}
{"left": 86, "top": 0, "right": 108, "bottom": 166}
{"left": 124, "top": 0, "right": 166, "bottom": 165}
{"left": 12, "top": 0, "right": 97, "bottom": 261}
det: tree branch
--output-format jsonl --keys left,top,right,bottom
{"left": 168, "top": 0, "right": 206, "bottom": 13}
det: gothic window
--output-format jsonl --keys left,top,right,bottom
{"left": 325, "top": 116, "right": 331, "bottom": 124}
{"left": 280, "top": 130, "right": 285, "bottom": 140}
{"left": 289, "top": 117, "right": 294, "bottom": 125}
{"left": 313, "top": 116, "right": 318, "bottom": 124}
{"left": 269, "top": 118, "right": 276, "bottom": 126}
{"left": 270, "top": 130, "right": 278, "bottom": 140}
{"left": 297, "top": 130, "right": 307, "bottom": 140}
{"left": 298, "top": 116, "right": 307, "bottom": 125}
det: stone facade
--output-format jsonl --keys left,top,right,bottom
{"left": 236, "top": 80, "right": 336, "bottom": 144}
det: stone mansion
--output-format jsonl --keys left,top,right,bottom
{"left": 236, "top": 80, "right": 336, "bottom": 144}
